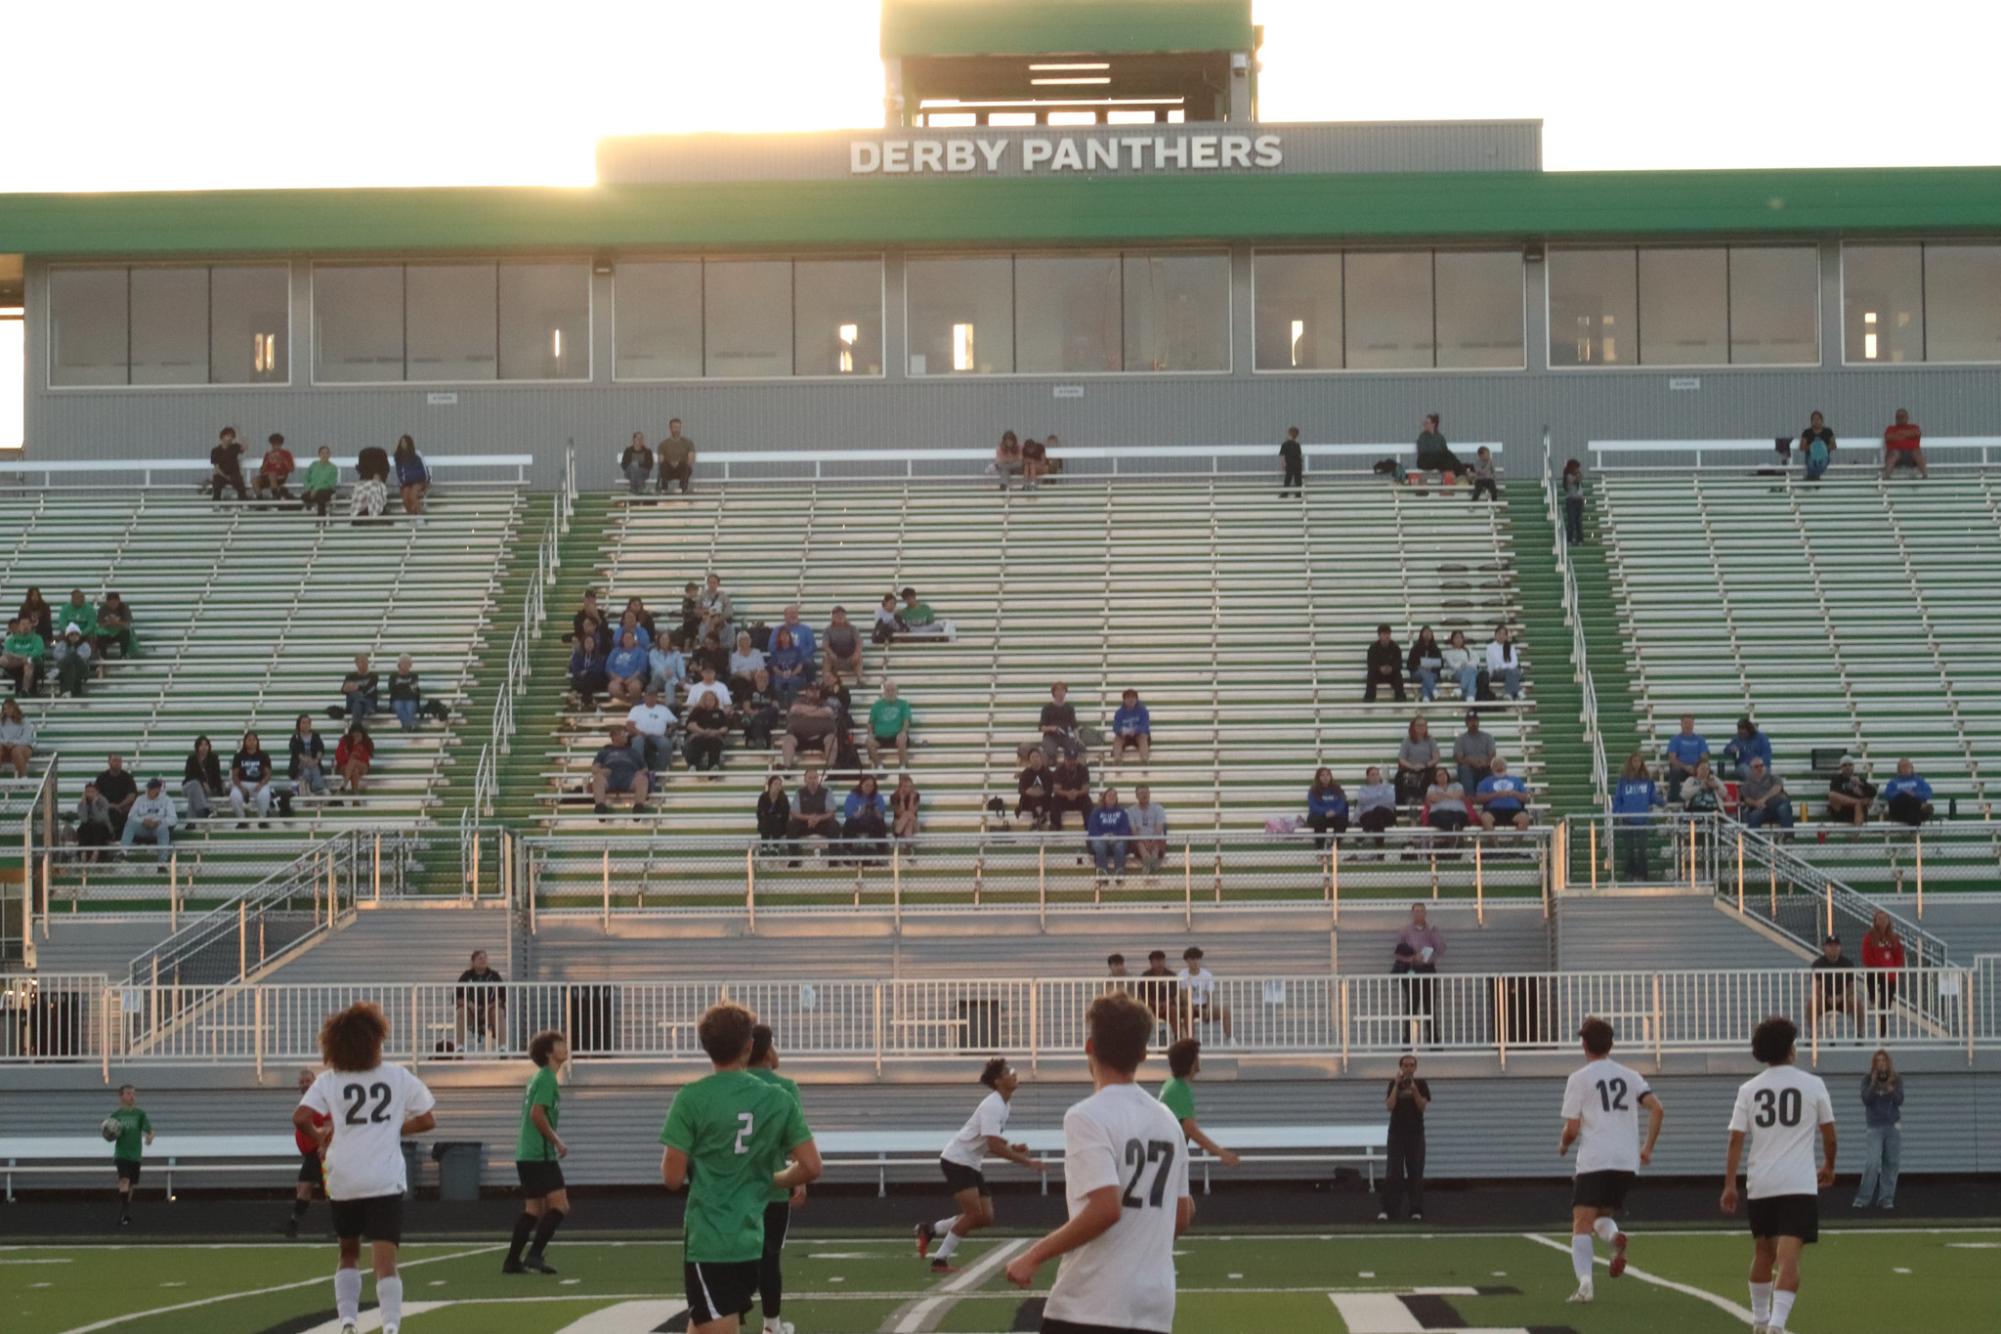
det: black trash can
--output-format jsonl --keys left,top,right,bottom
{"left": 432, "top": 1142, "right": 483, "bottom": 1201}
{"left": 958, "top": 999, "right": 1001, "bottom": 1051}
{"left": 400, "top": 1140, "right": 422, "bottom": 1200}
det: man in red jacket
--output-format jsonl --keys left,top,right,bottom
{"left": 286, "top": 1066, "right": 330, "bottom": 1237}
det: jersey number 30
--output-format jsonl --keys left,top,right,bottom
{"left": 1120, "top": 1138, "right": 1176, "bottom": 1209}
{"left": 341, "top": 1083, "right": 393, "bottom": 1126}
{"left": 1753, "top": 1088, "right": 1803, "bottom": 1128}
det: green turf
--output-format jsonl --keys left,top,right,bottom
{"left": 6, "top": 1227, "right": 1998, "bottom": 1333}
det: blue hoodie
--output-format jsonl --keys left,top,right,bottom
{"left": 1087, "top": 806, "right": 1134, "bottom": 839}
{"left": 1112, "top": 702, "right": 1151, "bottom": 737}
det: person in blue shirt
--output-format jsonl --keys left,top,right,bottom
{"left": 647, "top": 639, "right": 687, "bottom": 702}
{"left": 1086, "top": 787, "right": 1135, "bottom": 881}
{"left": 1110, "top": 688, "right": 1152, "bottom": 764}
{"left": 1306, "top": 767, "right": 1349, "bottom": 849}
{"left": 606, "top": 629, "right": 650, "bottom": 707}
{"left": 777, "top": 605, "right": 818, "bottom": 669}
{"left": 1662, "top": 714, "right": 1710, "bottom": 802}
{"left": 392, "top": 434, "right": 429, "bottom": 514}
{"left": 1473, "top": 757, "right": 1531, "bottom": 831}
{"left": 1611, "top": 752, "right": 1665, "bottom": 881}
{"left": 1882, "top": 759, "right": 1934, "bottom": 827}
{"left": 841, "top": 773, "right": 890, "bottom": 863}
{"left": 1720, "top": 716, "right": 1772, "bottom": 781}
{"left": 568, "top": 628, "right": 609, "bottom": 710}
{"left": 769, "top": 629, "right": 810, "bottom": 707}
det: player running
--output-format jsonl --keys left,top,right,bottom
{"left": 1557, "top": 1017, "right": 1665, "bottom": 1305}
{"left": 285, "top": 1067, "right": 330, "bottom": 1237}
{"left": 1721, "top": 1015, "right": 1837, "bottom": 1334}
{"left": 748, "top": 1024, "right": 805, "bottom": 1334}
{"left": 1158, "top": 1039, "right": 1240, "bottom": 1168}
{"left": 1006, "top": 993, "right": 1193, "bottom": 1334}
{"left": 104, "top": 1083, "right": 153, "bottom": 1228}
{"left": 295, "top": 1002, "right": 438, "bottom": 1334}
{"left": 661, "top": 1004, "right": 822, "bottom": 1334}
{"left": 503, "top": 1030, "right": 571, "bottom": 1275}
{"left": 915, "top": 1057, "right": 1044, "bottom": 1273}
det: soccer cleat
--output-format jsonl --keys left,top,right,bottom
{"left": 1567, "top": 1281, "right": 1594, "bottom": 1304}
{"left": 384, "top": 1326, "right": 398, "bottom": 1334}
{"left": 501, "top": 1260, "right": 527, "bottom": 1275}
{"left": 1609, "top": 1230, "right": 1629, "bottom": 1278}
{"left": 913, "top": 1221, "right": 932, "bottom": 1259}
{"left": 1752, "top": 1325, "right": 1771, "bottom": 1334}
{"left": 340, "top": 1325, "right": 358, "bottom": 1334}
{"left": 1376, "top": 1211, "right": 1390, "bottom": 1221}
{"left": 522, "top": 1257, "right": 558, "bottom": 1274}
{"left": 764, "top": 1322, "right": 795, "bottom": 1334}
{"left": 930, "top": 1258, "right": 958, "bottom": 1274}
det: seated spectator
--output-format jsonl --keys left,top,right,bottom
{"left": 1452, "top": 711, "right": 1495, "bottom": 798}
{"left": 872, "top": 593, "right": 904, "bottom": 645}
{"left": 16, "top": 587, "right": 53, "bottom": 642}
{"left": 289, "top": 714, "right": 329, "bottom": 799}
{"left": 614, "top": 608, "right": 655, "bottom": 655}
{"left": 1469, "top": 445, "right": 1499, "bottom": 502}
{"left": 388, "top": 655, "right": 423, "bottom": 731}
{"left": 570, "top": 589, "right": 605, "bottom": 645}
{"left": 59, "top": 589, "right": 98, "bottom": 648}
{"left": 786, "top": 768, "right": 838, "bottom": 857}
{"left": 1739, "top": 758, "right": 1795, "bottom": 831}
{"left": 606, "top": 629, "right": 650, "bottom": 707}
{"left": 1177, "top": 947, "right": 1231, "bottom": 1040}
{"left": 1365, "top": 624, "right": 1406, "bottom": 702}
{"left": 336, "top": 724, "right": 376, "bottom": 800}
{"left": 1414, "top": 413, "right": 1466, "bottom": 477}
{"left": 230, "top": 731, "right": 275, "bottom": 827}
{"left": 1396, "top": 716, "right": 1440, "bottom": 807}
{"left": 684, "top": 692, "right": 731, "bottom": 773}
{"left": 1356, "top": 767, "right": 1398, "bottom": 839}
{"left": 181, "top": 735, "right": 224, "bottom": 821}
{"left": 1441, "top": 631, "right": 1479, "bottom": 702}
{"left": 94, "top": 592, "right": 137, "bottom": 660}
{"left": 301, "top": 446, "right": 340, "bottom": 518}
{"left": 780, "top": 686, "right": 839, "bottom": 768}
{"left": 693, "top": 631, "right": 729, "bottom": 682}
{"left": 675, "top": 581, "right": 702, "bottom": 645}
{"left": 1612, "top": 751, "right": 1664, "bottom": 881}
{"left": 1485, "top": 625, "right": 1522, "bottom": 701}
{"left": 698, "top": 575, "right": 733, "bottom": 646}
{"left": 624, "top": 597, "right": 659, "bottom": 643}
{"left": 568, "top": 626, "right": 610, "bottom": 709}
{"left": 1663, "top": 714, "right": 1709, "bottom": 802}
{"left": 727, "top": 631, "right": 766, "bottom": 699}
{"left": 590, "top": 723, "right": 652, "bottom": 815}
{"left": 1048, "top": 754, "right": 1093, "bottom": 832}
{"left": 891, "top": 772, "right": 922, "bottom": 850}
{"left": 2, "top": 615, "right": 45, "bottom": 694}
{"left": 1474, "top": 757, "right": 1531, "bottom": 831}
{"left": 120, "top": 776, "right": 176, "bottom": 868}
{"left": 768, "top": 629, "right": 810, "bottom": 706}
{"left": 76, "top": 782, "right": 114, "bottom": 863}
{"left": 842, "top": 774, "right": 890, "bottom": 861}
{"left": 51, "top": 624, "right": 93, "bottom": 696}
{"left": 1800, "top": 410, "right": 1836, "bottom": 482}
{"left": 823, "top": 607, "right": 863, "bottom": 684}
{"left": 1306, "top": 767, "right": 1349, "bottom": 849}
{"left": 0, "top": 698, "right": 33, "bottom": 777}
{"left": 351, "top": 444, "right": 390, "bottom": 523}
{"left": 775, "top": 605, "right": 817, "bottom": 667}
{"left": 342, "top": 654, "right": 380, "bottom": 723}
{"left": 1682, "top": 757, "right": 1727, "bottom": 814}
{"left": 1129, "top": 784, "right": 1168, "bottom": 875}
{"left": 1882, "top": 759, "right": 1934, "bottom": 827}
{"left": 1881, "top": 408, "right": 1927, "bottom": 480}
{"left": 1087, "top": 787, "right": 1134, "bottom": 882}
{"left": 686, "top": 662, "right": 733, "bottom": 713}
{"left": 741, "top": 669, "right": 780, "bottom": 749}
{"left": 454, "top": 950, "right": 506, "bottom": 1053}
{"left": 1022, "top": 435, "right": 1050, "bottom": 487}
{"left": 867, "top": 680, "right": 912, "bottom": 770}
{"left": 1825, "top": 760, "right": 1877, "bottom": 827}
{"left": 1039, "top": 681, "right": 1085, "bottom": 763}
{"left": 1721, "top": 716, "right": 1772, "bottom": 781}
{"left": 993, "top": 430, "right": 1024, "bottom": 488}
{"left": 1407, "top": 626, "right": 1443, "bottom": 701}
{"left": 392, "top": 435, "right": 429, "bottom": 515}
{"left": 95, "top": 753, "right": 138, "bottom": 837}
{"left": 756, "top": 775, "right": 791, "bottom": 856}
{"left": 1810, "top": 933, "right": 1863, "bottom": 1033}
{"left": 648, "top": 636, "right": 689, "bottom": 702}
{"left": 255, "top": 433, "right": 295, "bottom": 500}
{"left": 626, "top": 686, "right": 676, "bottom": 773}
{"left": 1424, "top": 778, "right": 1470, "bottom": 833}
{"left": 656, "top": 419, "right": 695, "bottom": 494}
{"left": 210, "top": 427, "right": 249, "bottom": 500}
{"left": 896, "top": 586, "right": 953, "bottom": 641}
{"left": 1111, "top": 688, "right": 1151, "bottom": 764}
{"left": 620, "top": 432, "right": 654, "bottom": 494}
{"left": 1016, "top": 750, "right": 1052, "bottom": 829}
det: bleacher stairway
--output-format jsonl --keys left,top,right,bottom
{"left": 245, "top": 902, "right": 512, "bottom": 987}
{"left": 1555, "top": 890, "right": 1806, "bottom": 971}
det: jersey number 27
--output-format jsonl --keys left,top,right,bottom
{"left": 1120, "top": 1138, "right": 1176, "bottom": 1209}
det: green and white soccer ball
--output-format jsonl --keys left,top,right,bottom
{"left": 100, "top": 1118, "right": 121, "bottom": 1142}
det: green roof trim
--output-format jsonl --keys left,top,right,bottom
{"left": 880, "top": 0, "right": 1254, "bottom": 57}
{"left": 3, "top": 167, "right": 2001, "bottom": 259}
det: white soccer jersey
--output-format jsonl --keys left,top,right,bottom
{"left": 1045, "top": 1082, "right": 1190, "bottom": 1334}
{"left": 1560, "top": 1057, "right": 1652, "bottom": 1175}
{"left": 1729, "top": 1064, "right": 1836, "bottom": 1199}
{"left": 941, "top": 1090, "right": 1009, "bottom": 1169}
{"left": 1178, "top": 967, "right": 1216, "bottom": 1006}
{"left": 300, "top": 1064, "right": 436, "bottom": 1201}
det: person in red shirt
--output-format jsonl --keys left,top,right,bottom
{"left": 255, "top": 433, "right": 297, "bottom": 501}
{"left": 1861, "top": 910, "right": 1906, "bottom": 1038}
{"left": 1881, "top": 409, "right": 1927, "bottom": 480}
{"left": 286, "top": 1066, "right": 331, "bottom": 1236}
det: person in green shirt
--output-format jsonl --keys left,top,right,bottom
{"left": 301, "top": 446, "right": 342, "bottom": 518}
{"left": 57, "top": 589, "right": 99, "bottom": 645}
{"left": 662, "top": 1004, "right": 821, "bottom": 1334}
{"left": 503, "top": 1031, "right": 571, "bottom": 1276}
{"left": 3, "top": 616, "right": 46, "bottom": 695}
{"left": 866, "top": 680, "right": 913, "bottom": 770}
{"left": 105, "top": 1083, "right": 154, "bottom": 1226}
{"left": 1159, "top": 1039, "right": 1240, "bottom": 1168}
{"left": 748, "top": 1024, "right": 806, "bottom": 1334}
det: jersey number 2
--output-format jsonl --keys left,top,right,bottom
{"left": 1595, "top": 1078, "right": 1629, "bottom": 1112}
{"left": 734, "top": 1111, "right": 755, "bottom": 1155}
{"left": 1120, "top": 1138, "right": 1176, "bottom": 1209}
{"left": 341, "top": 1082, "right": 392, "bottom": 1126}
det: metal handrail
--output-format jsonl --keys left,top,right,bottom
{"left": 1727, "top": 821, "right": 1954, "bottom": 967}
{"left": 1543, "top": 432, "right": 1608, "bottom": 804}
{"left": 124, "top": 834, "right": 360, "bottom": 990}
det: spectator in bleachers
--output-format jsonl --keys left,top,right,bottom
{"left": 842, "top": 774, "right": 889, "bottom": 862}
{"left": 1129, "top": 784, "right": 1167, "bottom": 875}
{"left": 674, "top": 580, "right": 702, "bottom": 645}
{"left": 619, "top": 432, "right": 654, "bottom": 494}
{"left": 693, "top": 631, "right": 729, "bottom": 683}
{"left": 756, "top": 775, "right": 791, "bottom": 856}
{"left": 0, "top": 699, "right": 34, "bottom": 776}
{"left": 2, "top": 615, "right": 44, "bottom": 694}
{"left": 336, "top": 722, "right": 374, "bottom": 797}
{"left": 301, "top": 446, "right": 340, "bottom": 518}
{"left": 786, "top": 768, "right": 837, "bottom": 859}
{"left": 255, "top": 434, "right": 295, "bottom": 501}
{"left": 1110, "top": 688, "right": 1151, "bottom": 764}
{"left": 1883, "top": 759, "right": 1934, "bottom": 826}
{"left": 1021, "top": 435, "right": 1050, "bottom": 487}
{"left": 94, "top": 753, "right": 137, "bottom": 837}
{"left": 727, "top": 631, "right": 765, "bottom": 699}
{"left": 1810, "top": 933, "right": 1863, "bottom": 1034}
{"left": 656, "top": 419, "right": 696, "bottom": 494}
{"left": 1825, "top": 760, "right": 1877, "bottom": 827}
{"left": 342, "top": 655, "right": 380, "bottom": 724}
{"left": 867, "top": 680, "right": 912, "bottom": 770}
{"left": 1039, "top": 681, "right": 1085, "bottom": 763}
{"left": 606, "top": 629, "right": 649, "bottom": 707}
{"left": 1881, "top": 408, "right": 1928, "bottom": 480}
{"left": 60, "top": 589, "right": 98, "bottom": 646}
{"left": 1356, "top": 767, "right": 1398, "bottom": 841}
{"left": 648, "top": 635, "right": 688, "bottom": 703}
{"left": 824, "top": 607, "right": 863, "bottom": 684}
{"left": 1178, "top": 946, "right": 1231, "bottom": 1039}
{"left": 209, "top": 427, "right": 249, "bottom": 500}
{"left": 1799, "top": 410, "right": 1837, "bottom": 482}
{"left": 1048, "top": 752, "right": 1093, "bottom": 832}
{"left": 590, "top": 723, "right": 652, "bottom": 815}
{"left": 1395, "top": 716, "right": 1439, "bottom": 807}
{"left": 776, "top": 605, "right": 817, "bottom": 666}
{"left": 1279, "top": 425, "right": 1304, "bottom": 498}
{"left": 741, "top": 669, "right": 780, "bottom": 750}
{"left": 1862, "top": 912, "right": 1905, "bottom": 1040}
{"left": 392, "top": 435, "right": 430, "bottom": 514}
{"left": 568, "top": 625, "right": 609, "bottom": 710}
{"left": 181, "top": 735, "right": 224, "bottom": 821}
{"left": 899, "top": 587, "right": 947, "bottom": 640}
{"left": 289, "top": 714, "right": 329, "bottom": 800}
{"left": 624, "top": 595, "right": 660, "bottom": 642}
{"left": 1485, "top": 625, "right": 1522, "bottom": 700}
{"left": 388, "top": 656, "right": 423, "bottom": 732}
{"left": 1469, "top": 446, "right": 1499, "bottom": 502}
{"left": 1414, "top": 414, "right": 1466, "bottom": 479}
{"left": 1365, "top": 624, "right": 1406, "bottom": 702}
{"left": 1424, "top": 777, "right": 1470, "bottom": 834}
{"left": 872, "top": 592, "right": 905, "bottom": 645}
{"left": 780, "top": 685, "right": 839, "bottom": 768}
{"left": 1396, "top": 902, "right": 1446, "bottom": 971}
{"left": 95, "top": 592, "right": 136, "bottom": 660}
{"left": 75, "top": 781, "right": 114, "bottom": 863}
{"left": 120, "top": 776, "right": 175, "bottom": 868}
{"left": 1106, "top": 953, "right": 1128, "bottom": 981}
{"left": 229, "top": 731, "right": 276, "bottom": 827}
{"left": 697, "top": 575, "right": 731, "bottom": 644}
{"left": 1306, "top": 768, "right": 1349, "bottom": 849}
{"left": 1407, "top": 627, "right": 1443, "bottom": 702}
{"left": 1440, "top": 631, "right": 1479, "bottom": 702}
{"left": 16, "top": 588, "right": 53, "bottom": 642}
{"left": 769, "top": 629, "right": 810, "bottom": 707}
{"left": 1613, "top": 752, "right": 1664, "bottom": 880}
{"left": 684, "top": 691, "right": 731, "bottom": 774}
{"left": 613, "top": 608, "right": 654, "bottom": 654}
{"left": 1475, "top": 757, "right": 1532, "bottom": 831}
{"left": 1739, "top": 758, "right": 1795, "bottom": 831}
{"left": 626, "top": 686, "right": 676, "bottom": 774}
{"left": 570, "top": 590, "right": 604, "bottom": 646}
{"left": 686, "top": 662, "right": 732, "bottom": 714}
{"left": 351, "top": 444, "right": 391, "bottom": 524}
{"left": 450, "top": 952, "right": 506, "bottom": 1055}
{"left": 1561, "top": 458, "right": 1587, "bottom": 544}
{"left": 891, "top": 772, "right": 922, "bottom": 850}
{"left": 1087, "top": 787, "right": 1134, "bottom": 882}
{"left": 51, "top": 624, "right": 93, "bottom": 696}
{"left": 1452, "top": 711, "right": 1496, "bottom": 797}
{"left": 1682, "top": 758, "right": 1727, "bottom": 814}
{"left": 1663, "top": 714, "right": 1710, "bottom": 802}
{"left": 1722, "top": 716, "right": 1772, "bottom": 781}
{"left": 1016, "top": 750, "right": 1052, "bottom": 829}
{"left": 993, "top": 430, "right": 1024, "bottom": 488}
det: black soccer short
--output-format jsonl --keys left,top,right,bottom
{"left": 940, "top": 1158, "right": 990, "bottom": 1197}
{"left": 1748, "top": 1193, "right": 1820, "bottom": 1244}
{"left": 297, "top": 1149, "right": 323, "bottom": 1186}
{"left": 114, "top": 1159, "right": 142, "bottom": 1185}
{"left": 516, "top": 1160, "right": 566, "bottom": 1197}
{"left": 685, "top": 1259, "right": 760, "bottom": 1325}
{"left": 1042, "top": 1320, "right": 1156, "bottom": 1334}
{"left": 1572, "top": 1169, "right": 1636, "bottom": 1211}
{"left": 762, "top": 1199, "right": 791, "bottom": 1258}
{"left": 330, "top": 1193, "right": 405, "bottom": 1245}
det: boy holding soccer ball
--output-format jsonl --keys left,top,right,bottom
{"left": 103, "top": 1084, "right": 153, "bottom": 1227}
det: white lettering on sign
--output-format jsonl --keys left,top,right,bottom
{"left": 846, "top": 133, "right": 1285, "bottom": 175}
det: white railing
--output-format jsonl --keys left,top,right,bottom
{"left": 1543, "top": 431, "right": 1607, "bottom": 804}
{"left": 8, "top": 756, "right": 58, "bottom": 967}
{"left": 0, "top": 453, "right": 538, "bottom": 489}
{"left": 1769, "top": 819, "right": 2001, "bottom": 901}
{"left": 12, "top": 965, "right": 1988, "bottom": 1070}
{"left": 0, "top": 972, "right": 110, "bottom": 1075}
{"left": 1587, "top": 437, "right": 2001, "bottom": 473}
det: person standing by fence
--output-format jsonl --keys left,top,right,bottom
{"left": 1854, "top": 1050, "right": 1902, "bottom": 1211}
{"left": 1378, "top": 1054, "right": 1430, "bottom": 1221}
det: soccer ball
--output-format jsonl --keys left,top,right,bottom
{"left": 100, "top": 1118, "right": 120, "bottom": 1142}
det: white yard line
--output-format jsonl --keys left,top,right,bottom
{"left": 1520, "top": 1232, "right": 1755, "bottom": 1323}
{"left": 887, "top": 1238, "right": 1029, "bottom": 1333}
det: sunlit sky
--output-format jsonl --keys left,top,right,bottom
{"left": 3, "top": 0, "right": 1996, "bottom": 193}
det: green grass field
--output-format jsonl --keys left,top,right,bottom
{"left": 6, "top": 1227, "right": 1998, "bottom": 1333}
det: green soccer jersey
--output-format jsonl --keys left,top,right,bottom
{"left": 1158, "top": 1076, "right": 1196, "bottom": 1123}
{"left": 108, "top": 1106, "right": 151, "bottom": 1162}
{"left": 516, "top": 1066, "right": 560, "bottom": 1162}
{"left": 748, "top": 1067, "right": 803, "bottom": 1204}
{"left": 661, "top": 1068, "right": 812, "bottom": 1263}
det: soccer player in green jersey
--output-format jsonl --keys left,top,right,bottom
{"left": 105, "top": 1084, "right": 153, "bottom": 1227}
{"left": 504, "top": 1031, "right": 571, "bottom": 1275}
{"left": 663, "top": 1004, "right": 822, "bottom": 1334}
{"left": 1159, "top": 1039, "right": 1239, "bottom": 1168}
{"left": 748, "top": 1024, "right": 805, "bottom": 1334}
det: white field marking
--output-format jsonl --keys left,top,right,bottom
{"left": 830, "top": 1275, "right": 845, "bottom": 1282}
{"left": 158, "top": 1282, "right": 184, "bottom": 1288}
{"left": 1228, "top": 1272, "right": 1244, "bottom": 1279}
{"left": 1491, "top": 1271, "right": 1508, "bottom": 1277}
{"left": 1359, "top": 1270, "right": 1376, "bottom": 1277}
{"left": 889, "top": 1238, "right": 1029, "bottom": 1333}
{"left": 53, "top": 1244, "right": 505, "bottom": 1334}
{"left": 429, "top": 1279, "right": 448, "bottom": 1286}
{"left": 0, "top": 1258, "right": 73, "bottom": 1265}
{"left": 1946, "top": 1242, "right": 2001, "bottom": 1249}
{"left": 293, "top": 1301, "right": 450, "bottom": 1334}
{"left": 33, "top": 1281, "right": 54, "bottom": 1288}
{"left": 807, "top": 1252, "right": 879, "bottom": 1259}
{"left": 1521, "top": 1233, "right": 1755, "bottom": 1323}
{"left": 551, "top": 1300, "right": 687, "bottom": 1334}
{"left": 1895, "top": 1267, "right": 1913, "bottom": 1273}
{"left": 561, "top": 1277, "right": 582, "bottom": 1284}
{"left": 1328, "top": 1291, "right": 1541, "bottom": 1334}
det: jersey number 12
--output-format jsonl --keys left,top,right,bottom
{"left": 1595, "top": 1078, "right": 1629, "bottom": 1112}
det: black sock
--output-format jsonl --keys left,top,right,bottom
{"left": 528, "top": 1208, "right": 564, "bottom": 1258}
{"left": 291, "top": 1198, "right": 309, "bottom": 1220}
{"left": 506, "top": 1213, "right": 535, "bottom": 1264}
{"left": 761, "top": 1249, "right": 784, "bottom": 1319}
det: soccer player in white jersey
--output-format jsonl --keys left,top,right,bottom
{"left": 294, "top": 1002, "right": 438, "bottom": 1334}
{"left": 1006, "top": 993, "right": 1193, "bottom": 1334}
{"left": 1722, "top": 1015, "right": 1837, "bottom": 1334}
{"left": 1557, "top": 1017, "right": 1665, "bottom": 1305}
{"left": 915, "top": 1057, "right": 1044, "bottom": 1273}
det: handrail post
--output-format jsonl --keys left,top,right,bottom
{"left": 372, "top": 833, "right": 381, "bottom": 903}
{"left": 1651, "top": 973, "right": 1664, "bottom": 1065}
{"left": 1769, "top": 862, "right": 1777, "bottom": 920}
{"left": 1589, "top": 821, "right": 1598, "bottom": 892}
{"left": 1328, "top": 840, "right": 1339, "bottom": 925}
{"left": 1037, "top": 843, "right": 1047, "bottom": 932}
{"left": 237, "top": 903, "right": 247, "bottom": 981}
{"left": 745, "top": 846, "right": 756, "bottom": 931}
{"left": 1338, "top": 977, "right": 1350, "bottom": 1072}
{"left": 254, "top": 988, "right": 266, "bottom": 1082}
{"left": 1474, "top": 838, "right": 1485, "bottom": 925}
{"left": 1029, "top": 984, "right": 1041, "bottom": 1076}
{"left": 1915, "top": 835, "right": 1925, "bottom": 919}
{"left": 168, "top": 854, "right": 179, "bottom": 932}
{"left": 1182, "top": 841, "right": 1193, "bottom": 927}
{"left": 891, "top": 844, "right": 902, "bottom": 932}
{"left": 471, "top": 832, "right": 481, "bottom": 904}
{"left": 1824, "top": 876, "right": 1834, "bottom": 940}
{"left": 601, "top": 849, "right": 610, "bottom": 929}
{"left": 1735, "top": 831, "right": 1745, "bottom": 913}
{"left": 1687, "top": 819, "right": 1697, "bottom": 889}
{"left": 1493, "top": 976, "right": 1507, "bottom": 1071}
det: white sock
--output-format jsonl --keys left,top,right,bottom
{"left": 377, "top": 1275, "right": 403, "bottom": 1328}
{"left": 933, "top": 1216, "right": 958, "bottom": 1237}
{"left": 1593, "top": 1216, "right": 1620, "bottom": 1243}
{"left": 334, "top": 1268, "right": 362, "bottom": 1323}
{"left": 935, "top": 1230, "right": 963, "bottom": 1260}
{"left": 1571, "top": 1234, "right": 1595, "bottom": 1285}
{"left": 1750, "top": 1282, "right": 1774, "bottom": 1323}
{"left": 1770, "top": 1290, "right": 1796, "bottom": 1330}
